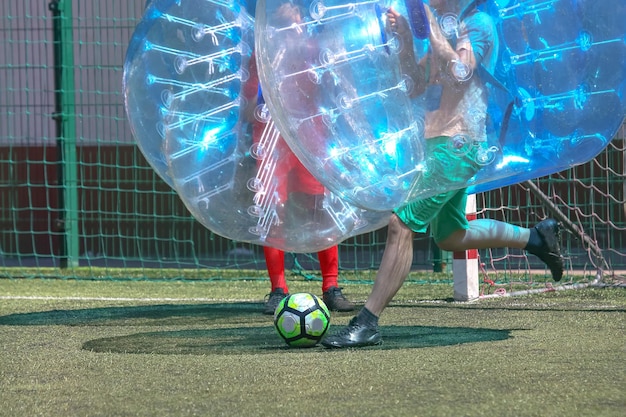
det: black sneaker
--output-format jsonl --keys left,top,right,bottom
{"left": 263, "top": 288, "right": 288, "bottom": 315}
{"left": 526, "top": 219, "right": 565, "bottom": 282}
{"left": 321, "top": 316, "right": 381, "bottom": 348}
{"left": 322, "top": 286, "right": 356, "bottom": 312}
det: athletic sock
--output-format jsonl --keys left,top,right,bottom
{"left": 356, "top": 307, "right": 379, "bottom": 328}
{"left": 318, "top": 246, "right": 339, "bottom": 292}
{"left": 264, "top": 246, "right": 288, "bottom": 293}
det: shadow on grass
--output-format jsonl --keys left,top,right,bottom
{"left": 81, "top": 325, "right": 512, "bottom": 355}
{"left": 0, "top": 302, "right": 512, "bottom": 354}
{"left": 0, "top": 303, "right": 266, "bottom": 326}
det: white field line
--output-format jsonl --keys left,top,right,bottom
{"left": 1, "top": 280, "right": 622, "bottom": 304}
{"left": 0, "top": 295, "right": 256, "bottom": 303}
{"left": 478, "top": 279, "right": 617, "bottom": 300}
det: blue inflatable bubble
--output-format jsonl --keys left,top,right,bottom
{"left": 469, "top": 0, "right": 626, "bottom": 192}
{"left": 123, "top": 0, "right": 389, "bottom": 252}
{"left": 256, "top": 0, "right": 626, "bottom": 211}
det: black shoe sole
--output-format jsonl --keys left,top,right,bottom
{"left": 322, "top": 337, "right": 382, "bottom": 348}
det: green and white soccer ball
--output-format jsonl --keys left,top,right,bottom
{"left": 273, "top": 293, "right": 331, "bottom": 348}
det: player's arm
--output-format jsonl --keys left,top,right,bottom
{"left": 386, "top": 8, "right": 427, "bottom": 97}
{"left": 426, "top": 7, "right": 493, "bottom": 81}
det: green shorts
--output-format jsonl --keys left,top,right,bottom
{"left": 394, "top": 136, "right": 480, "bottom": 242}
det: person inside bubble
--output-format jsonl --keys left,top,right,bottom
{"left": 322, "top": 0, "right": 565, "bottom": 348}
{"left": 243, "top": 1, "right": 356, "bottom": 315}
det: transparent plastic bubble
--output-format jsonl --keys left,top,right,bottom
{"left": 469, "top": 0, "right": 626, "bottom": 193}
{"left": 123, "top": 0, "right": 389, "bottom": 252}
{"left": 255, "top": 0, "right": 625, "bottom": 209}
{"left": 256, "top": 0, "right": 427, "bottom": 211}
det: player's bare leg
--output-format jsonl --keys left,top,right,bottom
{"left": 363, "top": 215, "right": 415, "bottom": 316}
{"left": 322, "top": 214, "right": 412, "bottom": 348}
{"left": 323, "top": 217, "right": 564, "bottom": 348}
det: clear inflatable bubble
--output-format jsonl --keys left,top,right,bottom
{"left": 256, "top": 0, "right": 626, "bottom": 211}
{"left": 124, "top": 0, "right": 231, "bottom": 188}
{"left": 123, "top": 0, "right": 389, "bottom": 252}
{"left": 256, "top": 0, "right": 429, "bottom": 211}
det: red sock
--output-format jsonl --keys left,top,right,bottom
{"left": 318, "top": 245, "right": 339, "bottom": 292}
{"left": 263, "top": 247, "right": 288, "bottom": 293}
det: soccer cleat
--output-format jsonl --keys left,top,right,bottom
{"left": 263, "top": 288, "right": 289, "bottom": 315}
{"left": 526, "top": 219, "right": 565, "bottom": 282}
{"left": 322, "top": 286, "right": 356, "bottom": 312}
{"left": 321, "top": 316, "right": 381, "bottom": 348}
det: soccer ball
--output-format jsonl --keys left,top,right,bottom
{"left": 274, "top": 293, "right": 331, "bottom": 348}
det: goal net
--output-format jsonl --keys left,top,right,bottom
{"left": 0, "top": 1, "right": 624, "bottom": 295}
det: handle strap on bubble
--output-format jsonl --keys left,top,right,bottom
{"left": 403, "top": 0, "right": 430, "bottom": 39}
{"left": 257, "top": 85, "right": 265, "bottom": 105}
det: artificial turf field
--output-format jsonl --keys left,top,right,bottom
{"left": 0, "top": 273, "right": 624, "bottom": 417}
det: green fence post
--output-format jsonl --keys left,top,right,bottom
{"left": 50, "top": 0, "right": 79, "bottom": 268}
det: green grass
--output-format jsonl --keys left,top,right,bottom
{"left": 0, "top": 276, "right": 624, "bottom": 417}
